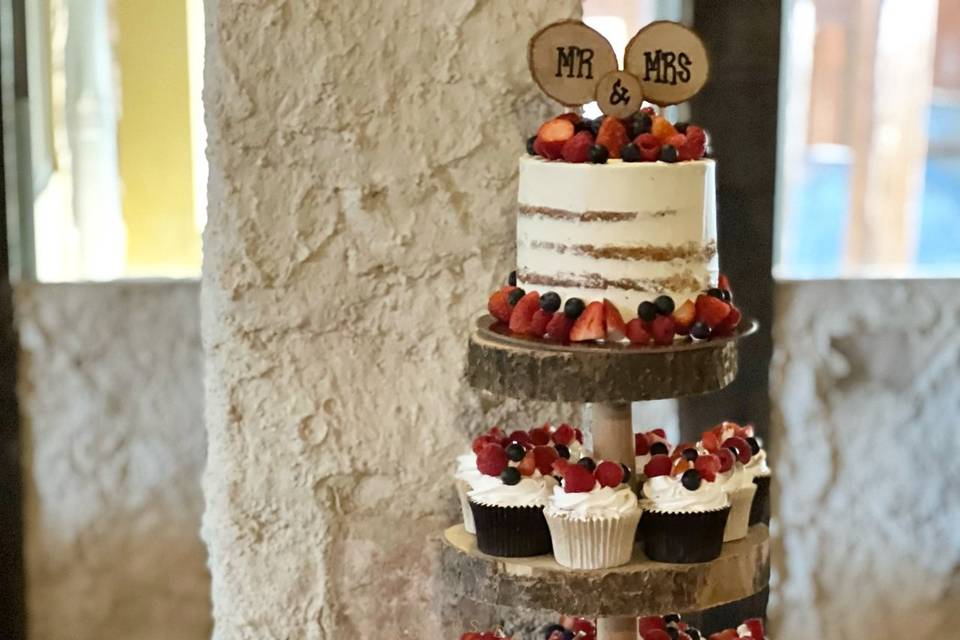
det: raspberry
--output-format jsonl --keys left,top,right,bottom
{"left": 529, "top": 426, "right": 551, "bottom": 446}
{"left": 635, "top": 432, "right": 650, "bottom": 455}
{"left": 715, "top": 447, "right": 735, "bottom": 472}
{"left": 545, "top": 312, "right": 574, "bottom": 341}
{"left": 722, "top": 436, "right": 752, "bottom": 464}
{"left": 634, "top": 133, "right": 661, "bottom": 162}
{"left": 516, "top": 450, "right": 536, "bottom": 476}
{"left": 571, "top": 618, "right": 596, "bottom": 640}
{"left": 561, "top": 130, "right": 595, "bottom": 163}
{"left": 562, "top": 463, "right": 595, "bottom": 493}
{"left": 651, "top": 116, "right": 678, "bottom": 142}
{"left": 509, "top": 291, "right": 541, "bottom": 334}
{"left": 533, "top": 445, "right": 559, "bottom": 475}
{"left": 643, "top": 454, "right": 672, "bottom": 478}
{"left": 551, "top": 458, "right": 571, "bottom": 477}
{"left": 650, "top": 315, "right": 676, "bottom": 346}
{"left": 695, "top": 294, "right": 731, "bottom": 328}
{"left": 595, "top": 460, "right": 625, "bottom": 488}
{"left": 507, "top": 430, "right": 532, "bottom": 447}
{"left": 528, "top": 308, "right": 553, "bottom": 337}
{"left": 569, "top": 301, "right": 606, "bottom": 342}
{"left": 487, "top": 286, "right": 516, "bottom": 323}
{"left": 651, "top": 428, "right": 667, "bottom": 438}
{"left": 476, "top": 443, "right": 508, "bottom": 476}
{"left": 694, "top": 453, "right": 721, "bottom": 482}
{"left": 664, "top": 133, "right": 686, "bottom": 149}
{"left": 472, "top": 435, "right": 494, "bottom": 455}
{"left": 638, "top": 616, "right": 667, "bottom": 635}
{"left": 552, "top": 424, "right": 575, "bottom": 446}
{"left": 596, "top": 117, "right": 629, "bottom": 159}
{"left": 742, "top": 618, "right": 765, "bottom": 639}
{"left": 535, "top": 118, "right": 576, "bottom": 160}
{"left": 626, "top": 318, "right": 652, "bottom": 345}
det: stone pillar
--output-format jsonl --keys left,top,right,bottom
{"left": 201, "top": 1, "right": 581, "bottom": 638}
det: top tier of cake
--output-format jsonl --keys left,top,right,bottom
{"left": 516, "top": 156, "right": 718, "bottom": 319}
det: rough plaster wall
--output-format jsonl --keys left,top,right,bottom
{"left": 201, "top": 1, "right": 583, "bottom": 637}
{"left": 16, "top": 281, "right": 210, "bottom": 640}
{"left": 770, "top": 280, "right": 960, "bottom": 640}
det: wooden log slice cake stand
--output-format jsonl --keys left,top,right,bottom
{"left": 445, "top": 315, "right": 765, "bottom": 639}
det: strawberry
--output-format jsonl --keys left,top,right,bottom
{"left": 604, "top": 299, "right": 627, "bottom": 341}
{"left": 638, "top": 616, "right": 667, "bottom": 636}
{"left": 626, "top": 318, "right": 652, "bottom": 345}
{"left": 718, "top": 273, "right": 731, "bottom": 291}
{"left": 672, "top": 300, "right": 696, "bottom": 335}
{"left": 569, "top": 301, "right": 606, "bottom": 342}
{"left": 533, "top": 445, "right": 559, "bottom": 475}
{"left": 695, "top": 294, "right": 731, "bottom": 328}
{"left": 672, "top": 457, "right": 691, "bottom": 475}
{"left": 651, "top": 116, "right": 677, "bottom": 142}
{"left": 487, "top": 286, "right": 516, "bottom": 323}
{"left": 742, "top": 618, "right": 765, "bottom": 639}
{"left": 476, "top": 443, "right": 508, "bottom": 476}
{"left": 535, "top": 118, "right": 576, "bottom": 160}
{"left": 635, "top": 433, "right": 650, "bottom": 455}
{"left": 694, "top": 453, "right": 721, "bottom": 482}
{"left": 715, "top": 447, "right": 735, "bottom": 472}
{"left": 516, "top": 450, "right": 536, "bottom": 476}
{"left": 508, "top": 291, "right": 540, "bottom": 334}
{"left": 722, "top": 436, "right": 752, "bottom": 464}
{"left": 596, "top": 117, "right": 629, "bottom": 159}
{"left": 701, "top": 430, "right": 720, "bottom": 452}
{"left": 643, "top": 454, "right": 672, "bottom": 478}
{"left": 545, "top": 312, "right": 574, "bottom": 341}
{"left": 650, "top": 315, "right": 676, "bottom": 346}
{"left": 562, "top": 463, "right": 595, "bottom": 493}
{"left": 595, "top": 460, "right": 625, "bottom": 488}
{"left": 529, "top": 425, "right": 551, "bottom": 446}
{"left": 552, "top": 423, "right": 575, "bottom": 446}
{"left": 635, "top": 133, "right": 661, "bottom": 161}
{"left": 713, "top": 306, "right": 741, "bottom": 337}
{"left": 561, "top": 130, "right": 595, "bottom": 163}
{"left": 571, "top": 618, "right": 596, "bottom": 640}
{"left": 528, "top": 308, "right": 553, "bottom": 337}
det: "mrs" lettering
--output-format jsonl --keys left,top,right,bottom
{"left": 642, "top": 49, "right": 692, "bottom": 86}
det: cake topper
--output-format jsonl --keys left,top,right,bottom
{"left": 528, "top": 20, "right": 709, "bottom": 113}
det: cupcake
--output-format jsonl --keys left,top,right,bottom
{"left": 637, "top": 453, "right": 730, "bottom": 563}
{"left": 742, "top": 435, "right": 771, "bottom": 526}
{"left": 544, "top": 457, "right": 642, "bottom": 569}
{"left": 698, "top": 424, "right": 758, "bottom": 541}
{"left": 639, "top": 613, "right": 704, "bottom": 640}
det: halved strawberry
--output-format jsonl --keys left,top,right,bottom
{"left": 508, "top": 291, "right": 540, "bottom": 334}
{"left": 569, "top": 301, "right": 606, "bottom": 342}
{"left": 528, "top": 309, "right": 553, "bottom": 337}
{"left": 596, "top": 117, "right": 629, "bottom": 159}
{"left": 516, "top": 450, "right": 536, "bottom": 476}
{"left": 545, "top": 312, "right": 574, "bottom": 341}
{"left": 555, "top": 112, "right": 581, "bottom": 125}
{"left": 695, "top": 294, "right": 731, "bottom": 328}
{"left": 626, "top": 318, "right": 652, "bottom": 345}
{"left": 604, "top": 299, "right": 627, "bottom": 341}
{"left": 651, "top": 115, "right": 678, "bottom": 142}
{"left": 712, "top": 305, "right": 741, "bottom": 337}
{"left": 535, "top": 118, "right": 576, "bottom": 160}
{"left": 672, "top": 299, "right": 696, "bottom": 335}
{"left": 487, "top": 286, "right": 516, "bottom": 323}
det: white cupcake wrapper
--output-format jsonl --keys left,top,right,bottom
{"left": 545, "top": 509, "right": 642, "bottom": 570}
{"left": 455, "top": 479, "right": 476, "bottom": 534}
{"left": 723, "top": 484, "right": 758, "bottom": 542}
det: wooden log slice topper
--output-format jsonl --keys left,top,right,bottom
{"left": 528, "top": 20, "right": 619, "bottom": 106}
{"left": 624, "top": 21, "right": 709, "bottom": 106}
{"left": 465, "top": 316, "right": 757, "bottom": 402}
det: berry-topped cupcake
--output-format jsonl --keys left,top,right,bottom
{"left": 544, "top": 457, "right": 642, "bottom": 569}
{"left": 635, "top": 428, "right": 672, "bottom": 477}
{"left": 543, "top": 616, "right": 596, "bottom": 640}
{"left": 698, "top": 423, "right": 757, "bottom": 542}
{"left": 706, "top": 617, "right": 766, "bottom": 640}
{"left": 639, "top": 613, "right": 705, "bottom": 640}
{"left": 637, "top": 451, "right": 730, "bottom": 563}
{"left": 740, "top": 431, "right": 771, "bottom": 526}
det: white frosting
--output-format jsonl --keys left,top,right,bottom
{"left": 468, "top": 474, "right": 556, "bottom": 507}
{"left": 641, "top": 474, "right": 729, "bottom": 513}
{"left": 635, "top": 453, "right": 652, "bottom": 472}
{"left": 744, "top": 449, "right": 771, "bottom": 479}
{"left": 716, "top": 461, "right": 752, "bottom": 493}
{"left": 516, "top": 157, "right": 718, "bottom": 319}
{"left": 454, "top": 453, "right": 485, "bottom": 489}
{"left": 545, "top": 483, "right": 640, "bottom": 521}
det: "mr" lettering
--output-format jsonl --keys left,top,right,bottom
{"left": 555, "top": 46, "right": 596, "bottom": 79}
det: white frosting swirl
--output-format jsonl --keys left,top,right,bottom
{"left": 545, "top": 484, "right": 640, "bottom": 520}
{"left": 468, "top": 474, "right": 556, "bottom": 507}
{"left": 744, "top": 448, "right": 771, "bottom": 479}
{"left": 454, "top": 453, "right": 485, "bottom": 489}
{"left": 641, "top": 475, "right": 729, "bottom": 513}
{"left": 716, "top": 461, "right": 751, "bottom": 492}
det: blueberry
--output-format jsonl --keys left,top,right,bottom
{"left": 638, "top": 301, "right": 658, "bottom": 322}
{"left": 666, "top": 628, "right": 679, "bottom": 639}
{"left": 500, "top": 467, "right": 521, "bottom": 486}
{"left": 508, "top": 270, "right": 517, "bottom": 286}
{"left": 706, "top": 287, "right": 725, "bottom": 299}
{"left": 621, "top": 143, "right": 642, "bottom": 163}
{"left": 621, "top": 463, "right": 632, "bottom": 483}
{"left": 540, "top": 291, "right": 561, "bottom": 313}
{"left": 720, "top": 288, "right": 732, "bottom": 302}
{"left": 674, "top": 122, "right": 689, "bottom": 134}
{"left": 681, "top": 447, "right": 699, "bottom": 462}
{"left": 564, "top": 298, "right": 586, "bottom": 319}
{"left": 650, "top": 442, "right": 669, "bottom": 456}
{"left": 681, "top": 468, "right": 702, "bottom": 491}
{"left": 690, "top": 321, "right": 711, "bottom": 340}
{"left": 505, "top": 443, "right": 525, "bottom": 462}
{"left": 663, "top": 613, "right": 681, "bottom": 624}
{"left": 574, "top": 119, "right": 591, "bottom": 133}
{"left": 555, "top": 444, "right": 570, "bottom": 460}
{"left": 577, "top": 456, "right": 597, "bottom": 472}
{"left": 588, "top": 144, "right": 609, "bottom": 164}
{"left": 588, "top": 116, "right": 605, "bottom": 136}
{"left": 654, "top": 295, "right": 675, "bottom": 315}
{"left": 527, "top": 136, "right": 540, "bottom": 156}
{"left": 687, "top": 631, "right": 701, "bottom": 640}
{"left": 726, "top": 445, "right": 740, "bottom": 460}
{"left": 747, "top": 436, "right": 761, "bottom": 455}
{"left": 659, "top": 144, "right": 678, "bottom": 163}
{"left": 543, "top": 624, "right": 566, "bottom": 638}
{"left": 630, "top": 112, "right": 653, "bottom": 138}
{"left": 563, "top": 631, "right": 575, "bottom": 640}
{"left": 507, "top": 288, "right": 525, "bottom": 306}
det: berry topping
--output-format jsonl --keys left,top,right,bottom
{"left": 621, "top": 142, "right": 642, "bottom": 162}
{"left": 651, "top": 115, "right": 678, "bottom": 142}
{"left": 529, "top": 425, "right": 551, "bottom": 446}
{"left": 663, "top": 614, "right": 681, "bottom": 625}
{"left": 555, "top": 444, "right": 571, "bottom": 459}
{"left": 695, "top": 294, "right": 731, "bottom": 328}
{"left": 569, "top": 301, "right": 606, "bottom": 342}
{"left": 507, "top": 288, "right": 526, "bottom": 306}
{"left": 690, "top": 321, "right": 712, "bottom": 340}
{"left": 652, "top": 428, "right": 667, "bottom": 438}
{"left": 588, "top": 144, "right": 609, "bottom": 164}
{"left": 694, "top": 453, "right": 721, "bottom": 482}
{"left": 552, "top": 423, "right": 575, "bottom": 446}
{"left": 722, "top": 436, "right": 752, "bottom": 464}
{"left": 681, "top": 469, "right": 702, "bottom": 491}
{"left": 642, "top": 631, "right": 671, "bottom": 640}
{"left": 516, "top": 450, "right": 536, "bottom": 476}
{"left": 563, "top": 297, "right": 586, "bottom": 319}
{"left": 635, "top": 433, "right": 650, "bottom": 455}
{"left": 545, "top": 312, "right": 574, "bottom": 341}
{"left": 540, "top": 291, "right": 561, "bottom": 313}
{"left": 604, "top": 299, "right": 627, "bottom": 341}
{"left": 528, "top": 309, "right": 553, "bottom": 337}
{"left": 508, "top": 291, "right": 541, "bottom": 335}
{"left": 629, "top": 112, "right": 653, "bottom": 138}
{"left": 595, "top": 460, "right": 625, "bottom": 488}
{"left": 715, "top": 447, "right": 735, "bottom": 472}
{"left": 638, "top": 301, "right": 658, "bottom": 322}
{"left": 563, "top": 463, "right": 596, "bottom": 493}
{"left": 659, "top": 144, "right": 679, "bottom": 163}
{"left": 706, "top": 287, "right": 724, "bottom": 299}
{"left": 533, "top": 445, "right": 559, "bottom": 475}
{"left": 643, "top": 454, "right": 672, "bottom": 478}
{"left": 712, "top": 306, "right": 742, "bottom": 337}
{"left": 635, "top": 133, "right": 661, "bottom": 162}
{"left": 487, "top": 286, "right": 516, "bottom": 323}
{"left": 577, "top": 456, "right": 597, "bottom": 472}
{"left": 571, "top": 618, "right": 597, "bottom": 640}
{"left": 650, "top": 315, "right": 676, "bottom": 346}
{"left": 535, "top": 118, "right": 576, "bottom": 160}
{"left": 505, "top": 442, "right": 526, "bottom": 462}
{"left": 561, "top": 130, "right": 596, "bottom": 163}
{"left": 707, "top": 630, "right": 738, "bottom": 640}
{"left": 746, "top": 436, "right": 761, "bottom": 456}
{"left": 718, "top": 273, "right": 731, "bottom": 290}
{"left": 672, "top": 456, "right": 692, "bottom": 475}
{"left": 626, "top": 318, "right": 652, "bottom": 345}
{"left": 681, "top": 447, "right": 699, "bottom": 462}
{"left": 741, "top": 618, "right": 765, "bottom": 639}
{"left": 639, "top": 616, "right": 667, "bottom": 635}
{"left": 672, "top": 300, "right": 696, "bottom": 335}
{"left": 684, "top": 125, "right": 707, "bottom": 159}
{"left": 649, "top": 441, "right": 669, "bottom": 456}
{"left": 596, "top": 117, "right": 629, "bottom": 159}
{"left": 500, "top": 467, "right": 521, "bottom": 486}
{"left": 526, "top": 136, "right": 537, "bottom": 156}
{"left": 477, "top": 443, "right": 508, "bottom": 476}
{"left": 654, "top": 295, "right": 675, "bottom": 315}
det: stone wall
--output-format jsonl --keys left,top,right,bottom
{"left": 769, "top": 280, "right": 960, "bottom": 639}
{"left": 16, "top": 281, "right": 209, "bottom": 640}
{"left": 200, "top": 1, "right": 582, "bottom": 638}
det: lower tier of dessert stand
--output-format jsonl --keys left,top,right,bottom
{"left": 440, "top": 524, "right": 770, "bottom": 638}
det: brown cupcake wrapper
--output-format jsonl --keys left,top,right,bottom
{"left": 749, "top": 475, "right": 771, "bottom": 526}
{"left": 639, "top": 506, "right": 730, "bottom": 563}
{"left": 468, "top": 500, "right": 552, "bottom": 557}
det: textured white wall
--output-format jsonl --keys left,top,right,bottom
{"left": 16, "top": 281, "right": 210, "bottom": 640}
{"left": 770, "top": 280, "right": 960, "bottom": 639}
{"left": 200, "top": 1, "right": 582, "bottom": 637}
